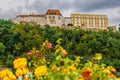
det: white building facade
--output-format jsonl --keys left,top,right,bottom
{"left": 63, "top": 17, "right": 71, "bottom": 26}
{"left": 45, "top": 10, "right": 63, "bottom": 27}
{"left": 12, "top": 9, "right": 66, "bottom": 27}
{"left": 13, "top": 14, "right": 46, "bottom": 26}
{"left": 12, "top": 9, "right": 108, "bottom": 30}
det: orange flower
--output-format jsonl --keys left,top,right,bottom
{"left": 51, "top": 65, "right": 57, "bottom": 72}
{"left": 111, "top": 68, "right": 117, "bottom": 73}
{"left": 108, "top": 72, "right": 116, "bottom": 78}
{"left": 82, "top": 70, "right": 91, "bottom": 78}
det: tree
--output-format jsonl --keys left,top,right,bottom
{"left": 0, "top": 42, "right": 6, "bottom": 54}
{"left": 118, "top": 24, "right": 120, "bottom": 31}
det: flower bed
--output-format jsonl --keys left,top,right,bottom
{"left": 0, "top": 39, "right": 119, "bottom": 80}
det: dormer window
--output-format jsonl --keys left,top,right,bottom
{"left": 53, "top": 16, "right": 55, "bottom": 19}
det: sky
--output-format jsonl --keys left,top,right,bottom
{"left": 0, "top": 0, "right": 120, "bottom": 26}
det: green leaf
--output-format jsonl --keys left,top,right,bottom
{"left": 64, "top": 76, "right": 71, "bottom": 80}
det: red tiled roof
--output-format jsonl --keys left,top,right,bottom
{"left": 46, "top": 9, "right": 62, "bottom": 16}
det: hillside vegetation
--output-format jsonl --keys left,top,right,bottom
{"left": 0, "top": 19, "right": 120, "bottom": 76}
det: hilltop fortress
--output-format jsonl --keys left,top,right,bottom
{"left": 13, "top": 9, "right": 108, "bottom": 30}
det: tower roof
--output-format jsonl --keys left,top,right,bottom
{"left": 46, "top": 9, "right": 62, "bottom": 16}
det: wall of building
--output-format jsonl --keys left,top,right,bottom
{"left": 45, "top": 15, "right": 63, "bottom": 27}
{"left": 63, "top": 17, "right": 71, "bottom": 26}
{"left": 71, "top": 14, "right": 108, "bottom": 30}
{"left": 12, "top": 10, "right": 109, "bottom": 31}
{"left": 12, "top": 15, "right": 46, "bottom": 26}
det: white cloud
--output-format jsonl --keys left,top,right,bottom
{"left": 0, "top": 0, "right": 120, "bottom": 26}
{"left": 86, "top": 7, "right": 120, "bottom": 26}
{"left": 0, "top": 0, "right": 11, "bottom": 11}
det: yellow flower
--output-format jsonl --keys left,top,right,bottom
{"left": 8, "top": 73, "right": 17, "bottom": 80}
{"left": 15, "top": 68, "right": 23, "bottom": 77}
{"left": 0, "top": 72, "right": 1, "bottom": 77}
{"left": 13, "top": 58, "right": 27, "bottom": 69}
{"left": 22, "top": 68, "right": 28, "bottom": 75}
{"left": 66, "top": 65, "right": 77, "bottom": 72}
{"left": 97, "top": 56, "right": 102, "bottom": 60}
{"left": 24, "top": 77, "right": 30, "bottom": 80}
{"left": 63, "top": 65, "right": 77, "bottom": 74}
{"left": 3, "top": 76, "right": 10, "bottom": 80}
{"left": 0, "top": 69, "right": 11, "bottom": 79}
{"left": 78, "top": 79, "right": 83, "bottom": 80}
{"left": 117, "top": 78, "right": 120, "bottom": 80}
{"left": 94, "top": 53, "right": 102, "bottom": 61}
{"left": 51, "top": 65, "right": 57, "bottom": 72}
{"left": 34, "top": 66, "right": 47, "bottom": 77}
{"left": 0, "top": 69, "right": 16, "bottom": 80}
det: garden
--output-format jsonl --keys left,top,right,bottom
{"left": 0, "top": 20, "right": 120, "bottom": 80}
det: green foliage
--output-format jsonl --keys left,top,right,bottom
{"left": 10, "top": 24, "right": 43, "bottom": 55}
{"left": 0, "top": 19, "right": 120, "bottom": 74}
{"left": 0, "top": 42, "right": 6, "bottom": 54}
{"left": 0, "top": 40, "right": 118, "bottom": 80}
{"left": 4, "top": 53, "right": 14, "bottom": 68}
{"left": 0, "top": 53, "right": 14, "bottom": 68}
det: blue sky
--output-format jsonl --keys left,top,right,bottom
{"left": 0, "top": 0, "right": 120, "bottom": 26}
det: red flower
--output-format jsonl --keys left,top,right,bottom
{"left": 48, "top": 43, "right": 53, "bottom": 49}
{"left": 27, "top": 52, "right": 32, "bottom": 58}
{"left": 111, "top": 68, "right": 117, "bottom": 73}
{"left": 36, "top": 50, "right": 40, "bottom": 53}
{"left": 42, "top": 52, "right": 46, "bottom": 55}
{"left": 35, "top": 50, "right": 40, "bottom": 57}
{"left": 82, "top": 70, "right": 91, "bottom": 78}
{"left": 35, "top": 53, "right": 40, "bottom": 57}
{"left": 47, "top": 62, "right": 50, "bottom": 64}
{"left": 63, "top": 50, "right": 68, "bottom": 56}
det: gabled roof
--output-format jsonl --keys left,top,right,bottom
{"left": 46, "top": 9, "right": 62, "bottom": 16}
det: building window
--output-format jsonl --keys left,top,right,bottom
{"left": 45, "top": 17, "right": 47, "bottom": 19}
{"left": 49, "top": 16, "right": 51, "bottom": 19}
{"left": 53, "top": 16, "right": 55, "bottom": 19}
{"left": 58, "top": 16, "right": 60, "bottom": 19}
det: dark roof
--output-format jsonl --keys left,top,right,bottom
{"left": 17, "top": 14, "right": 45, "bottom": 17}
